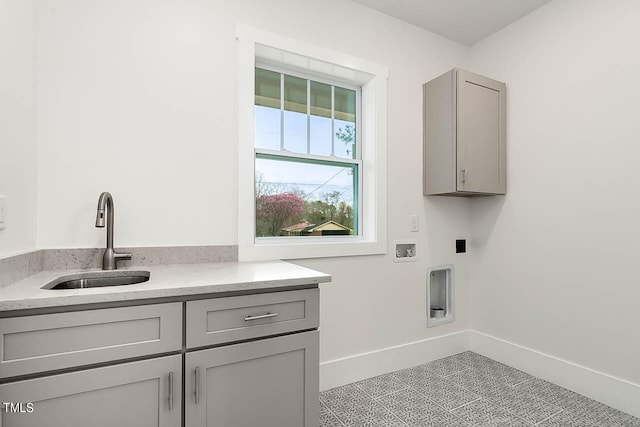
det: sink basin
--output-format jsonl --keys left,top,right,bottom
{"left": 42, "top": 270, "right": 150, "bottom": 290}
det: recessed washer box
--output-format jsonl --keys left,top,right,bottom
{"left": 427, "top": 265, "right": 454, "bottom": 327}
{"left": 393, "top": 240, "right": 417, "bottom": 262}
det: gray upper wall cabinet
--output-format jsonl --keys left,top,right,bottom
{"left": 423, "top": 68, "right": 506, "bottom": 196}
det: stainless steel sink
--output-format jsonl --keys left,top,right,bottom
{"left": 42, "top": 270, "right": 150, "bottom": 290}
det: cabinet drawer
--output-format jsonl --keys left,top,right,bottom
{"left": 186, "top": 289, "right": 318, "bottom": 348}
{"left": 0, "top": 303, "right": 182, "bottom": 379}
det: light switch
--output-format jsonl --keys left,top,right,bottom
{"left": 0, "top": 195, "right": 5, "bottom": 230}
{"left": 409, "top": 215, "right": 419, "bottom": 232}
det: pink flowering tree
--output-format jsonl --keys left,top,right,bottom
{"left": 256, "top": 192, "right": 304, "bottom": 237}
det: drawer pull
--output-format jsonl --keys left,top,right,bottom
{"left": 168, "top": 372, "right": 174, "bottom": 411}
{"left": 244, "top": 312, "right": 279, "bottom": 321}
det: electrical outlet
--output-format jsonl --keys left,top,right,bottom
{"left": 409, "top": 215, "right": 419, "bottom": 232}
{"left": 0, "top": 195, "right": 6, "bottom": 230}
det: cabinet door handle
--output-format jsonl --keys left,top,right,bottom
{"left": 168, "top": 372, "right": 174, "bottom": 411}
{"left": 244, "top": 312, "right": 279, "bottom": 321}
{"left": 194, "top": 366, "right": 200, "bottom": 404}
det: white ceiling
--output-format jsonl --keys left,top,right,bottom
{"left": 351, "top": 0, "right": 553, "bottom": 46}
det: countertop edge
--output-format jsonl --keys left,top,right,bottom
{"left": 0, "top": 260, "right": 332, "bottom": 313}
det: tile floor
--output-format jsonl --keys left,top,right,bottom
{"left": 319, "top": 351, "right": 640, "bottom": 426}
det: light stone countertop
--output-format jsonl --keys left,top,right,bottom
{"left": 0, "top": 261, "right": 331, "bottom": 312}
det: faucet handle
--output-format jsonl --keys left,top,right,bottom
{"left": 114, "top": 251, "right": 132, "bottom": 264}
{"left": 101, "top": 249, "right": 132, "bottom": 270}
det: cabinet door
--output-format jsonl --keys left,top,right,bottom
{"left": 0, "top": 355, "right": 181, "bottom": 427}
{"left": 457, "top": 69, "right": 506, "bottom": 194}
{"left": 185, "top": 330, "right": 319, "bottom": 427}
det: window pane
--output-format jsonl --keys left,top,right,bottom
{"left": 310, "top": 115, "right": 331, "bottom": 156}
{"left": 254, "top": 106, "right": 281, "bottom": 150}
{"left": 255, "top": 69, "right": 359, "bottom": 160}
{"left": 334, "top": 87, "right": 356, "bottom": 122}
{"left": 255, "top": 156, "right": 357, "bottom": 237}
{"left": 283, "top": 110, "right": 307, "bottom": 154}
{"left": 255, "top": 68, "right": 280, "bottom": 109}
{"left": 284, "top": 75, "right": 307, "bottom": 114}
{"left": 310, "top": 81, "right": 331, "bottom": 118}
{"left": 334, "top": 120, "right": 356, "bottom": 159}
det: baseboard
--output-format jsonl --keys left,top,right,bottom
{"left": 319, "top": 330, "right": 470, "bottom": 391}
{"left": 469, "top": 331, "right": 640, "bottom": 418}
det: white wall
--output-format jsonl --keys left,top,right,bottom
{"left": 0, "top": 0, "right": 38, "bottom": 257}
{"left": 37, "top": 0, "right": 239, "bottom": 249}
{"left": 469, "top": 0, "right": 640, "bottom": 384}
{"left": 36, "top": 0, "right": 472, "bottom": 364}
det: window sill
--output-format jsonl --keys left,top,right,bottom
{"left": 238, "top": 237, "right": 386, "bottom": 261}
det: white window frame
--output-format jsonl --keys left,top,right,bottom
{"left": 237, "top": 24, "right": 388, "bottom": 261}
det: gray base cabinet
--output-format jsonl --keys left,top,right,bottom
{"left": 423, "top": 68, "right": 507, "bottom": 196}
{"left": 0, "top": 288, "right": 320, "bottom": 427}
{"left": 185, "top": 330, "right": 319, "bottom": 427}
{"left": 0, "top": 355, "right": 182, "bottom": 427}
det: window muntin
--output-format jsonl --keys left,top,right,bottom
{"left": 254, "top": 67, "right": 360, "bottom": 239}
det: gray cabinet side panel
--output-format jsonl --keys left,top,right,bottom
{"left": 185, "top": 330, "right": 319, "bottom": 427}
{"left": 424, "top": 69, "right": 456, "bottom": 195}
{"left": 0, "top": 355, "right": 182, "bottom": 427}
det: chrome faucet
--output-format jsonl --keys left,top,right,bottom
{"left": 95, "top": 192, "right": 131, "bottom": 270}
